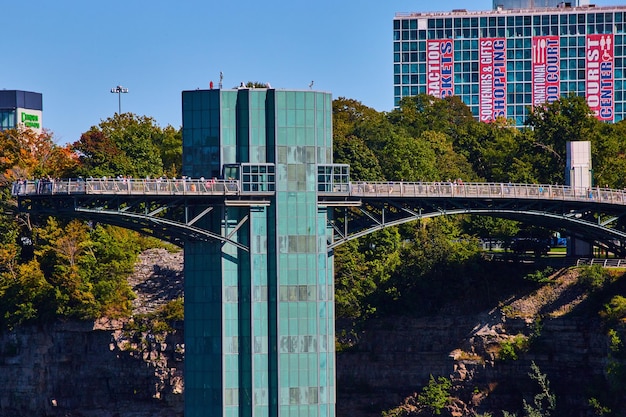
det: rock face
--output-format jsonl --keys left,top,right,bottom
{"left": 336, "top": 314, "right": 609, "bottom": 416}
{"left": 0, "top": 321, "right": 184, "bottom": 417}
{"left": 0, "top": 248, "right": 185, "bottom": 417}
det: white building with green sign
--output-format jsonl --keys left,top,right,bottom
{"left": 0, "top": 90, "right": 43, "bottom": 134}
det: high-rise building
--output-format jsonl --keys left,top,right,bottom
{"left": 393, "top": 4, "right": 625, "bottom": 125}
{"left": 0, "top": 90, "right": 43, "bottom": 134}
{"left": 182, "top": 88, "right": 338, "bottom": 417}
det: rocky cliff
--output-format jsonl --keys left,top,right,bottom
{"left": 0, "top": 249, "right": 185, "bottom": 417}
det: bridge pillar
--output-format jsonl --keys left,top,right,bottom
{"left": 182, "top": 88, "right": 336, "bottom": 417}
{"left": 566, "top": 141, "right": 594, "bottom": 257}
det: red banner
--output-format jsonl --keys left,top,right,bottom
{"left": 586, "top": 34, "right": 614, "bottom": 121}
{"left": 426, "top": 39, "right": 454, "bottom": 98}
{"left": 479, "top": 38, "right": 506, "bottom": 122}
{"left": 532, "top": 36, "right": 560, "bottom": 106}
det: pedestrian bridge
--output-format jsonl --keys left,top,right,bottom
{"left": 12, "top": 178, "right": 626, "bottom": 255}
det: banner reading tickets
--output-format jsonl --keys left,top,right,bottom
{"left": 479, "top": 38, "right": 506, "bottom": 122}
{"left": 586, "top": 34, "right": 614, "bottom": 121}
{"left": 532, "top": 36, "right": 560, "bottom": 106}
{"left": 426, "top": 39, "right": 454, "bottom": 98}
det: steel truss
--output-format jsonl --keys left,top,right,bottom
{"left": 17, "top": 193, "right": 270, "bottom": 251}
{"left": 325, "top": 195, "right": 626, "bottom": 256}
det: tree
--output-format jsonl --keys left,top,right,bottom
{"left": 378, "top": 131, "right": 438, "bottom": 181}
{"left": 417, "top": 375, "right": 452, "bottom": 415}
{"left": 463, "top": 216, "right": 520, "bottom": 249}
{"left": 525, "top": 94, "right": 600, "bottom": 184}
{"left": 71, "top": 129, "right": 134, "bottom": 178}
{"left": 154, "top": 125, "right": 183, "bottom": 177}
{"left": 0, "top": 128, "right": 77, "bottom": 182}
{"left": 420, "top": 130, "right": 476, "bottom": 181}
{"left": 383, "top": 217, "right": 481, "bottom": 314}
{"left": 333, "top": 135, "right": 384, "bottom": 182}
{"left": 592, "top": 121, "right": 626, "bottom": 189}
{"left": 333, "top": 97, "right": 381, "bottom": 141}
{"left": 73, "top": 113, "right": 168, "bottom": 178}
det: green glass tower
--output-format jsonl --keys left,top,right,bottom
{"left": 182, "top": 88, "right": 335, "bottom": 417}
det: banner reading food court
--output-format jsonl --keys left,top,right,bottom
{"left": 532, "top": 36, "right": 560, "bottom": 106}
{"left": 426, "top": 39, "right": 454, "bottom": 99}
{"left": 479, "top": 38, "right": 506, "bottom": 122}
{"left": 586, "top": 33, "right": 614, "bottom": 121}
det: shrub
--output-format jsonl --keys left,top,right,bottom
{"left": 417, "top": 375, "right": 452, "bottom": 415}
{"left": 498, "top": 334, "right": 529, "bottom": 361}
{"left": 602, "top": 296, "right": 626, "bottom": 323}
{"left": 524, "top": 266, "right": 554, "bottom": 283}
{"left": 577, "top": 264, "right": 611, "bottom": 291}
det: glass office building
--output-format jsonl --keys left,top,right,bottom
{"left": 0, "top": 90, "right": 43, "bottom": 134}
{"left": 182, "top": 88, "right": 336, "bottom": 417}
{"left": 394, "top": 4, "right": 626, "bottom": 125}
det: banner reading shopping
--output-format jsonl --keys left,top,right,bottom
{"left": 479, "top": 38, "right": 506, "bottom": 122}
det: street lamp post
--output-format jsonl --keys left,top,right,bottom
{"left": 110, "top": 85, "right": 129, "bottom": 114}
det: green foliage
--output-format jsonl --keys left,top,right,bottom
{"left": 417, "top": 375, "right": 452, "bottom": 415}
{"left": 0, "top": 217, "right": 146, "bottom": 329}
{"left": 0, "top": 260, "right": 56, "bottom": 329}
{"left": 463, "top": 216, "right": 520, "bottom": 246}
{"left": 334, "top": 228, "right": 403, "bottom": 319}
{"left": 524, "top": 267, "right": 554, "bottom": 283}
{"left": 525, "top": 94, "right": 599, "bottom": 185}
{"left": 577, "top": 265, "right": 611, "bottom": 291}
{"left": 498, "top": 334, "right": 529, "bottom": 361}
{"left": 500, "top": 362, "right": 556, "bottom": 417}
{"left": 381, "top": 407, "right": 409, "bottom": 417}
{"left": 522, "top": 362, "right": 556, "bottom": 417}
{"left": 378, "top": 217, "right": 482, "bottom": 315}
{"left": 588, "top": 397, "right": 611, "bottom": 416}
{"left": 160, "top": 297, "right": 184, "bottom": 322}
{"left": 602, "top": 296, "right": 626, "bottom": 323}
{"left": 333, "top": 134, "right": 384, "bottom": 181}
{"left": 71, "top": 113, "right": 180, "bottom": 179}
{"left": 125, "top": 298, "right": 184, "bottom": 333}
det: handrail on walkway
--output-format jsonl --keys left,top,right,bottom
{"left": 576, "top": 258, "right": 626, "bottom": 268}
{"left": 10, "top": 178, "right": 626, "bottom": 206}
{"left": 11, "top": 177, "right": 240, "bottom": 196}
{"left": 345, "top": 181, "right": 626, "bottom": 205}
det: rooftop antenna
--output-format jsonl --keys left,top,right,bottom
{"left": 309, "top": 80, "right": 314, "bottom": 89}
{"left": 219, "top": 71, "right": 223, "bottom": 89}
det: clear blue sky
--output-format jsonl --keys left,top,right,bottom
{"left": 3, "top": 0, "right": 625, "bottom": 144}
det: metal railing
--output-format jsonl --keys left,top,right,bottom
{"left": 576, "top": 258, "right": 626, "bottom": 268}
{"left": 347, "top": 181, "right": 626, "bottom": 205}
{"left": 10, "top": 178, "right": 626, "bottom": 206}
{"left": 11, "top": 178, "right": 239, "bottom": 196}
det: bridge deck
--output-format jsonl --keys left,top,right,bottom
{"left": 11, "top": 178, "right": 626, "bottom": 206}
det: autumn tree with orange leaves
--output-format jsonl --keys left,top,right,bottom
{"left": 0, "top": 127, "right": 77, "bottom": 184}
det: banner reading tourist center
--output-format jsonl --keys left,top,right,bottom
{"left": 586, "top": 33, "right": 614, "bottom": 121}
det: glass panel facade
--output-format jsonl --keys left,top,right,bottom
{"left": 0, "top": 110, "right": 15, "bottom": 130}
{"left": 182, "top": 88, "right": 335, "bottom": 417}
{"left": 317, "top": 165, "right": 350, "bottom": 193}
{"left": 394, "top": 7, "right": 626, "bottom": 125}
